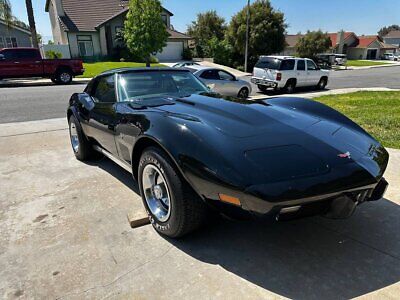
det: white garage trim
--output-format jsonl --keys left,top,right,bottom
{"left": 155, "top": 42, "right": 183, "bottom": 61}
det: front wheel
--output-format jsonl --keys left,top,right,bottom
{"left": 317, "top": 78, "right": 328, "bottom": 90}
{"left": 238, "top": 87, "right": 249, "bottom": 99}
{"left": 68, "top": 115, "right": 96, "bottom": 161}
{"left": 138, "top": 147, "right": 208, "bottom": 238}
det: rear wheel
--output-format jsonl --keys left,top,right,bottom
{"left": 55, "top": 69, "right": 73, "bottom": 84}
{"left": 317, "top": 77, "right": 327, "bottom": 90}
{"left": 285, "top": 80, "right": 296, "bottom": 94}
{"left": 68, "top": 115, "right": 96, "bottom": 161}
{"left": 238, "top": 87, "right": 249, "bottom": 99}
{"left": 138, "top": 147, "right": 208, "bottom": 238}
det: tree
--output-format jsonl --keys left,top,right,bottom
{"left": 187, "top": 10, "right": 226, "bottom": 57}
{"left": 124, "top": 0, "right": 169, "bottom": 67}
{"left": 378, "top": 25, "right": 400, "bottom": 38}
{"left": 0, "top": 0, "right": 12, "bottom": 23}
{"left": 295, "top": 30, "right": 331, "bottom": 60}
{"left": 25, "top": 0, "right": 39, "bottom": 48}
{"left": 226, "top": 0, "right": 287, "bottom": 69}
{"left": 206, "top": 37, "right": 233, "bottom": 65}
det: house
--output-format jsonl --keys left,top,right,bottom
{"left": 45, "top": 0, "right": 191, "bottom": 61}
{"left": 0, "top": 19, "right": 32, "bottom": 49}
{"left": 383, "top": 30, "right": 400, "bottom": 50}
{"left": 281, "top": 31, "right": 397, "bottom": 60}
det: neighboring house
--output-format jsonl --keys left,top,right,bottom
{"left": 45, "top": 0, "right": 191, "bottom": 61}
{"left": 0, "top": 19, "right": 32, "bottom": 48}
{"left": 281, "top": 31, "right": 397, "bottom": 60}
{"left": 383, "top": 30, "right": 400, "bottom": 50}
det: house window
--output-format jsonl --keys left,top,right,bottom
{"left": 77, "top": 35, "right": 94, "bottom": 57}
{"left": 0, "top": 37, "right": 4, "bottom": 48}
{"left": 161, "top": 14, "right": 168, "bottom": 26}
{"left": 5, "top": 37, "right": 18, "bottom": 48}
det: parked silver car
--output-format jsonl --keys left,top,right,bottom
{"left": 187, "top": 66, "right": 252, "bottom": 98}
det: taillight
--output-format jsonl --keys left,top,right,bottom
{"left": 276, "top": 73, "right": 282, "bottom": 81}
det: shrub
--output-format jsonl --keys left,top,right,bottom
{"left": 182, "top": 47, "right": 193, "bottom": 60}
{"left": 45, "top": 50, "right": 62, "bottom": 59}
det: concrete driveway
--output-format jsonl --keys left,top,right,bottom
{"left": 1, "top": 118, "right": 400, "bottom": 299}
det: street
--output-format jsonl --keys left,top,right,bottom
{"left": 1, "top": 66, "right": 399, "bottom": 124}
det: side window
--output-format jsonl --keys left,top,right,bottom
{"left": 93, "top": 75, "right": 116, "bottom": 103}
{"left": 280, "top": 59, "right": 295, "bottom": 70}
{"left": 0, "top": 37, "right": 5, "bottom": 48}
{"left": 297, "top": 60, "right": 306, "bottom": 71}
{"left": 16, "top": 49, "right": 38, "bottom": 59}
{"left": 307, "top": 60, "right": 318, "bottom": 71}
{"left": 1, "top": 50, "right": 17, "bottom": 60}
{"left": 218, "top": 70, "right": 234, "bottom": 81}
{"left": 200, "top": 70, "right": 219, "bottom": 80}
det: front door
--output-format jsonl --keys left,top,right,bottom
{"left": 86, "top": 74, "right": 119, "bottom": 156}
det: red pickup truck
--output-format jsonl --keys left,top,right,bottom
{"left": 0, "top": 48, "right": 84, "bottom": 84}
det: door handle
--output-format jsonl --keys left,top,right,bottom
{"left": 14, "top": 61, "right": 20, "bottom": 64}
{"left": 35, "top": 61, "right": 41, "bottom": 63}
{"left": 108, "top": 125, "right": 115, "bottom": 131}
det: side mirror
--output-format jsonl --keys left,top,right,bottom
{"left": 0, "top": 54, "right": 5, "bottom": 60}
{"left": 231, "top": 77, "right": 237, "bottom": 81}
{"left": 79, "top": 93, "right": 95, "bottom": 110}
{"left": 207, "top": 83, "right": 216, "bottom": 91}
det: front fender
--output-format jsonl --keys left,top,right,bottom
{"left": 133, "top": 112, "right": 247, "bottom": 200}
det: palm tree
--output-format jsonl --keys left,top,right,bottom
{"left": 0, "top": 0, "right": 12, "bottom": 23}
{"left": 25, "top": 0, "right": 39, "bottom": 48}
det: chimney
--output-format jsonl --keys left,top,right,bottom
{"left": 337, "top": 30, "right": 345, "bottom": 54}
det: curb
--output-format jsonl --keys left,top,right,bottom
{"left": 249, "top": 87, "right": 400, "bottom": 100}
{"left": 0, "top": 78, "right": 91, "bottom": 88}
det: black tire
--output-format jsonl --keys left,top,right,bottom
{"left": 138, "top": 147, "right": 208, "bottom": 238}
{"left": 237, "top": 87, "right": 249, "bottom": 99}
{"left": 258, "top": 85, "right": 268, "bottom": 93}
{"left": 50, "top": 76, "right": 59, "bottom": 84}
{"left": 285, "top": 80, "right": 296, "bottom": 94}
{"left": 317, "top": 77, "right": 328, "bottom": 90}
{"left": 68, "top": 115, "right": 96, "bottom": 161}
{"left": 55, "top": 69, "right": 73, "bottom": 84}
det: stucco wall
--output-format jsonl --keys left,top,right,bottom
{"left": 67, "top": 32, "right": 102, "bottom": 58}
{"left": 0, "top": 23, "right": 32, "bottom": 48}
{"left": 48, "top": 0, "right": 68, "bottom": 44}
{"left": 383, "top": 38, "right": 400, "bottom": 47}
{"left": 347, "top": 48, "right": 366, "bottom": 60}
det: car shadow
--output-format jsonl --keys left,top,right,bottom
{"left": 256, "top": 87, "right": 332, "bottom": 97}
{"left": 84, "top": 157, "right": 140, "bottom": 194}
{"left": 84, "top": 157, "right": 400, "bottom": 299}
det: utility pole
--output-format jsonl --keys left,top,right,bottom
{"left": 244, "top": 0, "right": 250, "bottom": 72}
{"left": 25, "top": 0, "right": 39, "bottom": 48}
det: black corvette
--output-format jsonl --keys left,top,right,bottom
{"left": 67, "top": 68, "right": 389, "bottom": 238}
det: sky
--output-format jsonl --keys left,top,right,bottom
{"left": 10, "top": 0, "right": 400, "bottom": 42}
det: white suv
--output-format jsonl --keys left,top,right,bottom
{"left": 251, "top": 56, "right": 330, "bottom": 93}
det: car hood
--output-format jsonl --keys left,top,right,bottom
{"left": 155, "top": 93, "right": 385, "bottom": 167}
{"left": 157, "top": 93, "right": 320, "bottom": 138}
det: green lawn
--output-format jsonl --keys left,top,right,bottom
{"left": 315, "top": 91, "right": 400, "bottom": 149}
{"left": 346, "top": 60, "right": 391, "bottom": 67}
{"left": 78, "top": 62, "right": 164, "bottom": 78}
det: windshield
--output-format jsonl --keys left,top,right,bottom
{"left": 117, "top": 71, "right": 209, "bottom": 101}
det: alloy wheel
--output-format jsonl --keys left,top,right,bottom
{"left": 69, "top": 120, "right": 79, "bottom": 153}
{"left": 142, "top": 164, "right": 171, "bottom": 222}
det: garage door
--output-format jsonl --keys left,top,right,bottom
{"left": 155, "top": 42, "right": 183, "bottom": 61}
